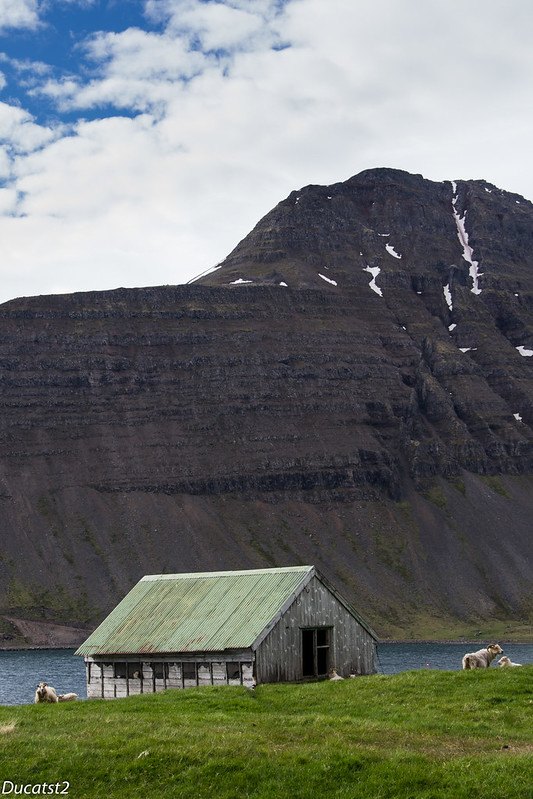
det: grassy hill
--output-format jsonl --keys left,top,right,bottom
{"left": 0, "top": 667, "right": 531, "bottom": 798}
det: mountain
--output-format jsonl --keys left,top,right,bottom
{"left": 1, "top": 168, "right": 533, "bottom": 646}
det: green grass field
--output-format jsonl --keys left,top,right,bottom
{"left": 0, "top": 668, "right": 531, "bottom": 798}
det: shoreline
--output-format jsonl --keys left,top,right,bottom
{"left": 2, "top": 639, "right": 533, "bottom": 652}
{"left": 379, "top": 639, "right": 533, "bottom": 645}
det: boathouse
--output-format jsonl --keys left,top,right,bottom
{"left": 76, "top": 565, "right": 377, "bottom": 699}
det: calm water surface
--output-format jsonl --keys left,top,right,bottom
{"left": 0, "top": 649, "right": 87, "bottom": 707}
{"left": 1, "top": 644, "right": 532, "bottom": 706}
{"left": 377, "top": 642, "right": 533, "bottom": 674}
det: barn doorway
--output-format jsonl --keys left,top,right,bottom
{"left": 301, "top": 627, "right": 331, "bottom": 677}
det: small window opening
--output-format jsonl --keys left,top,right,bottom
{"left": 127, "top": 663, "right": 142, "bottom": 679}
{"left": 152, "top": 662, "right": 169, "bottom": 679}
{"left": 183, "top": 662, "right": 197, "bottom": 681}
{"left": 226, "top": 663, "right": 241, "bottom": 681}
{"left": 114, "top": 663, "right": 127, "bottom": 679}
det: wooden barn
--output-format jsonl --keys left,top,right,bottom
{"left": 76, "top": 565, "right": 377, "bottom": 699}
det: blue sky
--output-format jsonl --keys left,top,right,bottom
{"left": 1, "top": 2, "right": 146, "bottom": 120}
{"left": 0, "top": 0, "right": 532, "bottom": 304}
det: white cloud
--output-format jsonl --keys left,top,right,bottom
{"left": 84, "top": 27, "right": 204, "bottom": 80}
{"left": 4, "top": 55, "right": 52, "bottom": 82}
{"left": 1, "top": 0, "right": 533, "bottom": 304}
{"left": 14, "top": 114, "right": 177, "bottom": 218}
{"left": 157, "top": 0, "right": 269, "bottom": 51}
{"left": 0, "top": 0, "right": 40, "bottom": 32}
{"left": 38, "top": 28, "right": 209, "bottom": 114}
{"left": 0, "top": 102, "right": 55, "bottom": 153}
{"left": 37, "top": 1, "right": 285, "bottom": 114}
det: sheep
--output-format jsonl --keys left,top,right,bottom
{"left": 34, "top": 682, "right": 58, "bottom": 703}
{"left": 57, "top": 693, "right": 78, "bottom": 702}
{"left": 498, "top": 656, "right": 522, "bottom": 668}
{"left": 461, "top": 643, "right": 503, "bottom": 670}
{"left": 328, "top": 668, "right": 344, "bottom": 681}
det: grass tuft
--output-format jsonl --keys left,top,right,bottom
{"left": 0, "top": 720, "right": 16, "bottom": 734}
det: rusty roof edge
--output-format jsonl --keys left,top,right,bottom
{"left": 250, "top": 566, "right": 315, "bottom": 652}
{"left": 315, "top": 569, "right": 379, "bottom": 641}
{"left": 83, "top": 647, "right": 256, "bottom": 661}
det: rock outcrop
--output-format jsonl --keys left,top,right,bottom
{"left": 1, "top": 168, "right": 533, "bottom": 644}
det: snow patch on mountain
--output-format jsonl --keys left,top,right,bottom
{"left": 364, "top": 265, "right": 383, "bottom": 296}
{"left": 452, "top": 188, "right": 482, "bottom": 295}
{"left": 385, "top": 243, "right": 402, "bottom": 259}
{"left": 319, "top": 273, "right": 337, "bottom": 286}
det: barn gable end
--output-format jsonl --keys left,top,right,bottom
{"left": 255, "top": 574, "right": 376, "bottom": 683}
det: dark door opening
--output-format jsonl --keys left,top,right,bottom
{"left": 302, "top": 629, "right": 315, "bottom": 676}
{"left": 301, "top": 627, "right": 331, "bottom": 677}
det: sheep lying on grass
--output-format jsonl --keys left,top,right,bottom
{"left": 34, "top": 683, "right": 58, "bottom": 703}
{"left": 328, "top": 668, "right": 344, "bottom": 681}
{"left": 498, "top": 656, "right": 522, "bottom": 668}
{"left": 57, "top": 693, "right": 78, "bottom": 701}
{"left": 461, "top": 644, "right": 503, "bottom": 670}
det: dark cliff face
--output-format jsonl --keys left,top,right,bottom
{"left": 1, "top": 168, "right": 533, "bottom": 644}
{"left": 197, "top": 169, "right": 533, "bottom": 477}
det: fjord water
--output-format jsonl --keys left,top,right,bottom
{"left": 1, "top": 644, "right": 532, "bottom": 706}
{"left": 377, "top": 642, "right": 532, "bottom": 674}
{"left": 0, "top": 649, "right": 87, "bottom": 707}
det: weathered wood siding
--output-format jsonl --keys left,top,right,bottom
{"left": 255, "top": 575, "right": 376, "bottom": 683}
{"left": 85, "top": 652, "right": 255, "bottom": 699}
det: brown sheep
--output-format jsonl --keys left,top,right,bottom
{"left": 461, "top": 644, "right": 503, "bottom": 670}
{"left": 34, "top": 682, "right": 58, "bottom": 703}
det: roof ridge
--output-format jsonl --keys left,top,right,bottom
{"left": 141, "top": 565, "right": 313, "bottom": 581}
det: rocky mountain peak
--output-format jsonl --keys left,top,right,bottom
{"left": 195, "top": 168, "right": 533, "bottom": 300}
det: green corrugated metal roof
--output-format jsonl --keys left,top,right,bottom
{"left": 76, "top": 566, "right": 314, "bottom": 656}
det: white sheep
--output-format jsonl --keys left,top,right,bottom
{"left": 34, "top": 682, "right": 58, "bottom": 703}
{"left": 498, "top": 656, "right": 522, "bottom": 668}
{"left": 328, "top": 668, "right": 344, "bottom": 681}
{"left": 57, "top": 693, "right": 78, "bottom": 701}
{"left": 461, "top": 644, "right": 503, "bottom": 670}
